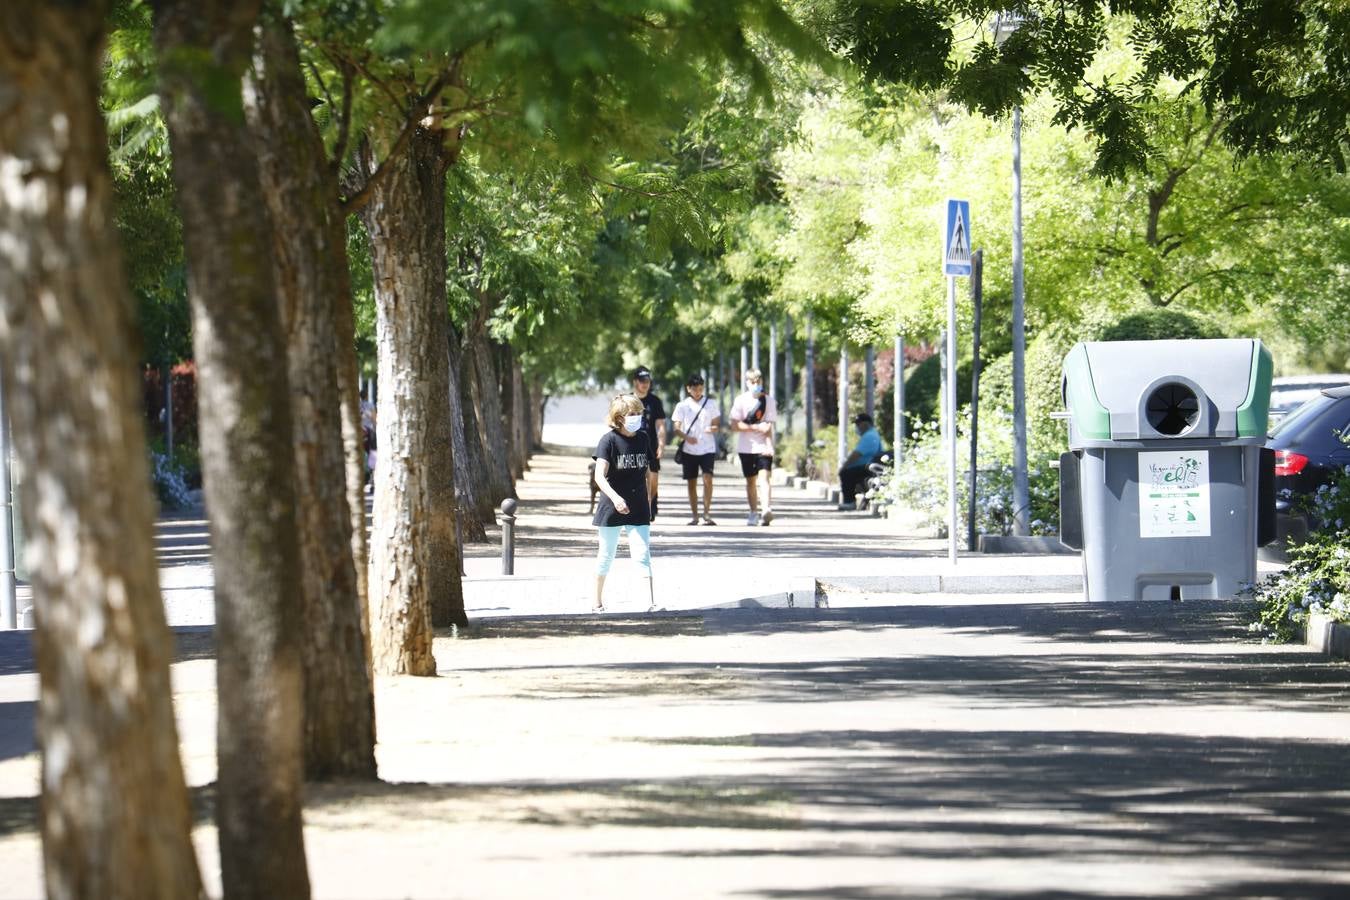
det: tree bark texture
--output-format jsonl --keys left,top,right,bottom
{"left": 357, "top": 125, "right": 461, "bottom": 672}
{"left": 245, "top": 15, "right": 376, "bottom": 780}
{"left": 450, "top": 332, "right": 498, "bottom": 527}
{"left": 465, "top": 305, "right": 515, "bottom": 504}
{"left": 152, "top": 2, "right": 312, "bottom": 896}
{"left": 446, "top": 335, "right": 489, "bottom": 542}
{"left": 503, "top": 343, "right": 530, "bottom": 479}
{"left": 0, "top": 7, "right": 204, "bottom": 897}
{"left": 529, "top": 375, "right": 547, "bottom": 449}
{"left": 330, "top": 222, "right": 375, "bottom": 697}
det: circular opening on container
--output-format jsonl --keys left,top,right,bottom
{"left": 1145, "top": 382, "right": 1200, "bottom": 435}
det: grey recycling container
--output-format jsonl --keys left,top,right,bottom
{"left": 1058, "top": 339, "right": 1275, "bottom": 602}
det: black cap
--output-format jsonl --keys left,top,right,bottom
{"left": 685, "top": 373, "right": 705, "bottom": 386}
{"left": 853, "top": 412, "right": 873, "bottom": 424}
{"left": 631, "top": 366, "right": 653, "bottom": 381}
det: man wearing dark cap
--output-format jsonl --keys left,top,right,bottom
{"left": 631, "top": 366, "right": 666, "bottom": 517}
{"left": 838, "top": 412, "right": 884, "bottom": 510}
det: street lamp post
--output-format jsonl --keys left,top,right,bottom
{"left": 994, "top": 10, "right": 1030, "bottom": 536}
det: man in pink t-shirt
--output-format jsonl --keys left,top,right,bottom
{"left": 728, "top": 369, "right": 777, "bottom": 526}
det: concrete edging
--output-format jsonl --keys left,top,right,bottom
{"left": 816, "top": 573, "right": 1082, "bottom": 596}
{"left": 977, "top": 534, "right": 1077, "bottom": 556}
{"left": 1305, "top": 613, "right": 1350, "bottom": 660}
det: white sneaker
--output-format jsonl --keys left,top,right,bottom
{"left": 746, "top": 512, "right": 759, "bottom": 526}
{"left": 760, "top": 508, "right": 774, "bottom": 526}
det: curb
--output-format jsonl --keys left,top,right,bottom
{"left": 1305, "top": 613, "right": 1350, "bottom": 660}
{"left": 977, "top": 535, "right": 1077, "bottom": 556}
{"left": 816, "top": 573, "right": 1082, "bottom": 596}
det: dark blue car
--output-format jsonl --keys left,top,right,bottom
{"left": 1266, "top": 385, "right": 1350, "bottom": 548}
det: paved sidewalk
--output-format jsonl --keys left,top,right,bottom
{"left": 1, "top": 432, "right": 1345, "bottom": 897}
{"left": 461, "top": 442, "right": 1085, "bottom": 615}
{"left": 2, "top": 600, "right": 1349, "bottom": 898}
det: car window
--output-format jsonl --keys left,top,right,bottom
{"left": 1269, "top": 394, "right": 1335, "bottom": 438}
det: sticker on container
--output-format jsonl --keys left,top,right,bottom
{"left": 1138, "top": 450, "right": 1211, "bottom": 538}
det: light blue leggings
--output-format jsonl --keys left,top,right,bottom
{"left": 596, "top": 525, "right": 652, "bottom": 577}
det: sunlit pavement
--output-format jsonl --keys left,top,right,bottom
{"left": 2, "top": 417, "right": 1345, "bottom": 898}
{"left": 2, "top": 596, "right": 1349, "bottom": 898}
{"left": 461, "top": 437, "right": 1094, "bottom": 617}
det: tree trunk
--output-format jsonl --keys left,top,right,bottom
{"left": 499, "top": 343, "right": 529, "bottom": 478}
{"left": 0, "top": 7, "right": 203, "bottom": 897}
{"left": 530, "top": 375, "right": 547, "bottom": 449}
{"left": 245, "top": 15, "right": 376, "bottom": 780}
{"left": 152, "top": 2, "right": 312, "bottom": 896}
{"left": 356, "top": 124, "right": 461, "bottom": 672}
{"left": 466, "top": 324, "right": 515, "bottom": 503}
{"left": 447, "top": 335, "right": 489, "bottom": 542}
{"left": 331, "top": 210, "right": 375, "bottom": 706}
{"left": 452, "top": 332, "right": 499, "bottom": 527}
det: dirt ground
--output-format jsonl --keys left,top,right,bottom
{"left": 4, "top": 600, "right": 1350, "bottom": 899}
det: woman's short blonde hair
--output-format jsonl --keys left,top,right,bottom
{"left": 606, "top": 393, "right": 643, "bottom": 429}
{"left": 744, "top": 368, "right": 763, "bottom": 386}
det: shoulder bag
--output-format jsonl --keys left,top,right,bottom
{"left": 673, "top": 396, "right": 709, "bottom": 465}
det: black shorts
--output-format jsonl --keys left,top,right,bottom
{"left": 738, "top": 453, "right": 774, "bottom": 479}
{"left": 649, "top": 456, "right": 661, "bottom": 474}
{"left": 681, "top": 453, "right": 715, "bottom": 480}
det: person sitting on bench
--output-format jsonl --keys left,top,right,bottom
{"left": 838, "top": 412, "right": 884, "bottom": 510}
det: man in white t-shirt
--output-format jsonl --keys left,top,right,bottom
{"left": 728, "top": 368, "right": 777, "bottom": 526}
{"left": 671, "top": 373, "right": 721, "bottom": 525}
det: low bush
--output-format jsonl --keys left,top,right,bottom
{"left": 1248, "top": 448, "right": 1350, "bottom": 642}
{"left": 150, "top": 450, "right": 193, "bottom": 511}
{"left": 1094, "top": 308, "right": 1226, "bottom": 342}
{"left": 885, "top": 409, "right": 1059, "bottom": 538}
{"left": 776, "top": 424, "right": 840, "bottom": 481}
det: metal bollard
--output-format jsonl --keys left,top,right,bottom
{"left": 498, "top": 498, "right": 517, "bottom": 575}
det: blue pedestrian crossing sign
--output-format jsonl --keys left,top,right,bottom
{"left": 943, "top": 199, "right": 972, "bottom": 276}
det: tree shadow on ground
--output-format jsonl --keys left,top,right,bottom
{"left": 705, "top": 600, "right": 1267, "bottom": 644}
{"left": 0, "top": 626, "right": 215, "bottom": 678}
{"left": 458, "top": 600, "right": 1266, "bottom": 646}
{"left": 281, "top": 728, "right": 1349, "bottom": 898}
{"left": 452, "top": 646, "right": 1350, "bottom": 711}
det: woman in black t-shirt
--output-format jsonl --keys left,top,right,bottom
{"left": 592, "top": 394, "right": 656, "bottom": 612}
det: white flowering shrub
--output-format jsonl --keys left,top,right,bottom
{"left": 1249, "top": 444, "right": 1350, "bottom": 642}
{"left": 150, "top": 451, "right": 193, "bottom": 511}
{"left": 886, "top": 408, "right": 1060, "bottom": 538}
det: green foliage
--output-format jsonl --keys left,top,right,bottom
{"left": 886, "top": 408, "right": 1058, "bottom": 538}
{"left": 776, "top": 424, "right": 838, "bottom": 480}
{"left": 1249, "top": 448, "right": 1350, "bottom": 642}
{"left": 377, "top": 0, "right": 833, "bottom": 166}
{"left": 106, "top": 1, "right": 192, "bottom": 366}
{"left": 1094, "top": 309, "right": 1225, "bottom": 343}
{"left": 898, "top": 352, "right": 972, "bottom": 439}
{"left": 766, "top": 61, "right": 1350, "bottom": 369}
{"left": 798, "top": 0, "right": 1350, "bottom": 178}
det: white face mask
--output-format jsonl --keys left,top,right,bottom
{"left": 622, "top": 414, "right": 644, "bottom": 433}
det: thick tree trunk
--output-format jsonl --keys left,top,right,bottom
{"left": 245, "top": 15, "right": 376, "bottom": 780}
{"left": 356, "top": 124, "right": 461, "bottom": 672}
{"left": 446, "top": 336, "right": 488, "bottom": 542}
{"left": 331, "top": 217, "right": 375, "bottom": 698}
{"left": 467, "top": 327, "right": 515, "bottom": 504}
{"left": 495, "top": 342, "right": 517, "bottom": 476}
{"left": 153, "top": 2, "right": 311, "bottom": 896}
{"left": 0, "top": 8, "right": 203, "bottom": 897}
{"left": 451, "top": 332, "right": 499, "bottom": 527}
{"left": 507, "top": 345, "right": 530, "bottom": 477}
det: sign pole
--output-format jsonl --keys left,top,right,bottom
{"left": 893, "top": 333, "right": 904, "bottom": 466}
{"left": 946, "top": 275, "right": 958, "bottom": 566}
{"left": 941, "top": 198, "right": 970, "bottom": 569}
{"left": 0, "top": 371, "right": 15, "bottom": 630}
